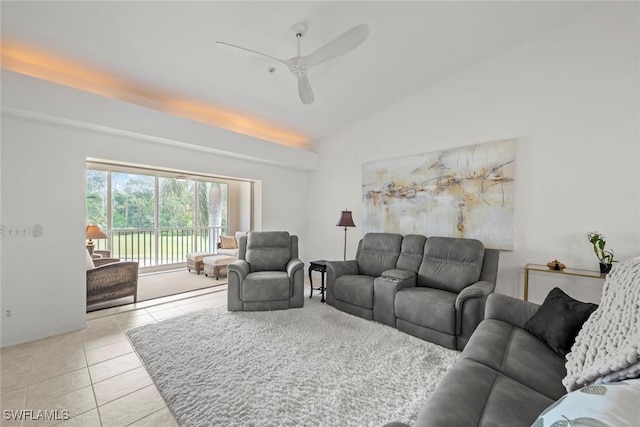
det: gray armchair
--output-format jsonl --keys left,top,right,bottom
{"left": 227, "top": 231, "right": 304, "bottom": 311}
{"left": 87, "top": 257, "right": 139, "bottom": 309}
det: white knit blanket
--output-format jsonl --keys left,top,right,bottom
{"left": 563, "top": 256, "right": 640, "bottom": 392}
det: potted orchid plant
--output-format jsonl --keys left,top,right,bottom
{"left": 587, "top": 231, "right": 616, "bottom": 274}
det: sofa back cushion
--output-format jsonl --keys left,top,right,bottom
{"left": 417, "top": 237, "right": 485, "bottom": 293}
{"left": 220, "top": 235, "right": 238, "bottom": 249}
{"left": 244, "top": 231, "right": 294, "bottom": 272}
{"left": 396, "top": 234, "right": 427, "bottom": 273}
{"left": 356, "top": 233, "right": 403, "bottom": 277}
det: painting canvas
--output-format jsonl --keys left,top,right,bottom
{"left": 362, "top": 140, "right": 515, "bottom": 250}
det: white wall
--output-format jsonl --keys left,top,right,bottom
{"left": 226, "top": 180, "right": 252, "bottom": 235}
{"left": 1, "top": 99, "right": 312, "bottom": 347}
{"left": 308, "top": 3, "right": 640, "bottom": 304}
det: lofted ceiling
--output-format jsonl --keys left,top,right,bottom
{"left": 1, "top": 1, "right": 599, "bottom": 151}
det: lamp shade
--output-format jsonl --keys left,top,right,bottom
{"left": 336, "top": 210, "right": 356, "bottom": 228}
{"left": 86, "top": 225, "right": 107, "bottom": 240}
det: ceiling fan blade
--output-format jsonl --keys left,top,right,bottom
{"left": 302, "top": 24, "right": 369, "bottom": 68}
{"left": 297, "top": 75, "right": 314, "bottom": 105}
{"left": 216, "top": 41, "right": 285, "bottom": 65}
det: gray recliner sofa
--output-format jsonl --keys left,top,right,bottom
{"left": 326, "top": 233, "right": 404, "bottom": 320}
{"left": 227, "top": 231, "right": 305, "bottom": 311}
{"left": 327, "top": 233, "right": 499, "bottom": 350}
{"left": 390, "top": 293, "right": 566, "bottom": 427}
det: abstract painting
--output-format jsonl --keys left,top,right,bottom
{"left": 362, "top": 140, "right": 515, "bottom": 250}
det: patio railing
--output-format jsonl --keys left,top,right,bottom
{"left": 94, "top": 226, "right": 225, "bottom": 269}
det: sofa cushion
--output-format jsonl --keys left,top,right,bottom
{"left": 396, "top": 234, "right": 427, "bottom": 273}
{"left": 334, "top": 275, "right": 375, "bottom": 309}
{"left": 220, "top": 235, "right": 238, "bottom": 249}
{"left": 524, "top": 287, "right": 598, "bottom": 358}
{"left": 245, "top": 231, "right": 291, "bottom": 272}
{"left": 356, "top": 233, "right": 403, "bottom": 277}
{"left": 242, "top": 271, "right": 290, "bottom": 301}
{"left": 462, "top": 319, "right": 567, "bottom": 400}
{"left": 217, "top": 248, "right": 239, "bottom": 257}
{"left": 414, "top": 359, "right": 554, "bottom": 427}
{"left": 417, "top": 237, "right": 485, "bottom": 293}
{"left": 395, "top": 287, "right": 456, "bottom": 334}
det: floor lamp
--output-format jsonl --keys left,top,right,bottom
{"left": 336, "top": 210, "right": 356, "bottom": 261}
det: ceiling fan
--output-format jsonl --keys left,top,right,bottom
{"left": 216, "top": 23, "right": 369, "bottom": 105}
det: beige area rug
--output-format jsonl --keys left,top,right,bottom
{"left": 128, "top": 297, "right": 460, "bottom": 426}
{"left": 137, "top": 269, "right": 226, "bottom": 301}
{"left": 87, "top": 269, "right": 226, "bottom": 311}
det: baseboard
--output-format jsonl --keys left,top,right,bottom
{"left": 0, "top": 321, "right": 86, "bottom": 348}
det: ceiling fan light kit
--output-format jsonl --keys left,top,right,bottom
{"left": 217, "top": 23, "right": 369, "bottom": 105}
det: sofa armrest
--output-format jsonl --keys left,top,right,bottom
{"left": 93, "top": 250, "right": 112, "bottom": 258}
{"left": 87, "top": 261, "right": 138, "bottom": 285}
{"left": 454, "top": 281, "right": 495, "bottom": 347}
{"left": 93, "top": 257, "right": 120, "bottom": 267}
{"left": 326, "top": 260, "right": 359, "bottom": 278}
{"left": 373, "top": 274, "right": 416, "bottom": 327}
{"left": 87, "top": 262, "right": 139, "bottom": 304}
{"left": 228, "top": 259, "right": 250, "bottom": 280}
{"left": 455, "top": 281, "right": 495, "bottom": 311}
{"left": 484, "top": 293, "right": 540, "bottom": 329}
{"left": 286, "top": 258, "right": 304, "bottom": 277}
{"left": 381, "top": 269, "right": 416, "bottom": 282}
{"left": 228, "top": 260, "right": 250, "bottom": 311}
{"left": 326, "top": 260, "right": 359, "bottom": 306}
{"left": 288, "top": 259, "right": 305, "bottom": 308}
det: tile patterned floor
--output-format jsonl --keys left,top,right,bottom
{"left": 1, "top": 287, "right": 228, "bottom": 426}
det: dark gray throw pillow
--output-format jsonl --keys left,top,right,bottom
{"left": 524, "top": 287, "right": 598, "bottom": 358}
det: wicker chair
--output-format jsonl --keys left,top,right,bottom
{"left": 87, "top": 257, "right": 139, "bottom": 308}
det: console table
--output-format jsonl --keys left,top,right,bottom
{"left": 524, "top": 263, "right": 606, "bottom": 301}
{"left": 308, "top": 260, "right": 328, "bottom": 303}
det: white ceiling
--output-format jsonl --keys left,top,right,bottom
{"left": 1, "top": 1, "right": 599, "bottom": 151}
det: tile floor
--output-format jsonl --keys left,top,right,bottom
{"left": 1, "top": 286, "right": 228, "bottom": 426}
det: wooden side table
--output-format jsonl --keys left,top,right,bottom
{"left": 308, "top": 260, "right": 328, "bottom": 303}
{"left": 524, "top": 263, "right": 606, "bottom": 301}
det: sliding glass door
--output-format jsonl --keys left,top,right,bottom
{"left": 86, "top": 166, "right": 228, "bottom": 269}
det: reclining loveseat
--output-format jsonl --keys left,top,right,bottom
{"left": 326, "top": 233, "right": 499, "bottom": 350}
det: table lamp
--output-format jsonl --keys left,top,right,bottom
{"left": 86, "top": 224, "right": 107, "bottom": 255}
{"left": 336, "top": 210, "right": 356, "bottom": 261}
